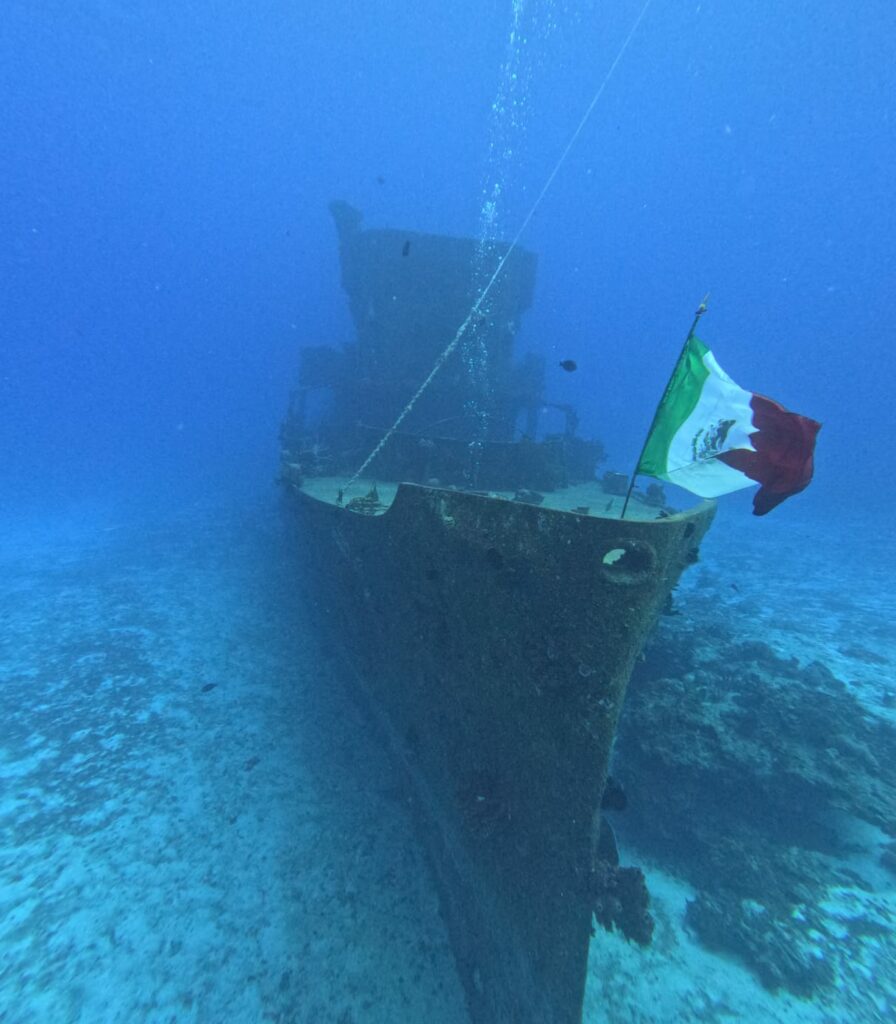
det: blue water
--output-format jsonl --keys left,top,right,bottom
{"left": 2, "top": 2, "right": 894, "bottom": 1021}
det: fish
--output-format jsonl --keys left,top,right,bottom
{"left": 559, "top": 359, "right": 577, "bottom": 372}
{"left": 402, "top": 240, "right": 410, "bottom": 257}
{"left": 200, "top": 683, "right": 217, "bottom": 693}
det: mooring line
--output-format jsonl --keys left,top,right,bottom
{"left": 343, "top": 0, "right": 654, "bottom": 494}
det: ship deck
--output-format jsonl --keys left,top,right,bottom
{"left": 298, "top": 475, "right": 677, "bottom": 522}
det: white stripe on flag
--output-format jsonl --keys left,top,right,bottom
{"left": 663, "top": 351, "right": 757, "bottom": 498}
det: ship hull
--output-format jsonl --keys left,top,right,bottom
{"left": 283, "top": 481, "right": 714, "bottom": 1023}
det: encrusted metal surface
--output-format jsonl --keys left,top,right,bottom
{"left": 283, "top": 481, "right": 714, "bottom": 1024}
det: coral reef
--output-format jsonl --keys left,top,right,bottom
{"left": 613, "top": 625, "right": 896, "bottom": 995}
{"left": 591, "top": 859, "right": 654, "bottom": 946}
{"left": 684, "top": 892, "right": 833, "bottom": 996}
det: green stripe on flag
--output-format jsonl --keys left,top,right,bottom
{"left": 638, "top": 335, "right": 711, "bottom": 478}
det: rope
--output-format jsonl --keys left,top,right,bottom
{"left": 343, "top": 0, "right": 654, "bottom": 494}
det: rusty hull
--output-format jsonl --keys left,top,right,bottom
{"left": 283, "top": 481, "right": 714, "bottom": 1023}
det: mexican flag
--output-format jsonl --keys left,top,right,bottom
{"left": 637, "top": 336, "right": 821, "bottom": 515}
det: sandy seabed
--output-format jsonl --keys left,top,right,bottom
{"left": 0, "top": 498, "right": 892, "bottom": 1023}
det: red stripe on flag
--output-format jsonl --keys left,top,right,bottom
{"left": 719, "top": 394, "right": 821, "bottom": 515}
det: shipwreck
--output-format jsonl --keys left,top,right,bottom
{"left": 279, "top": 201, "right": 715, "bottom": 1023}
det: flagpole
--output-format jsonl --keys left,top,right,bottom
{"left": 619, "top": 295, "right": 710, "bottom": 519}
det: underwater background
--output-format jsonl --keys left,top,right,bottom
{"left": 2, "top": 1, "right": 894, "bottom": 1022}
